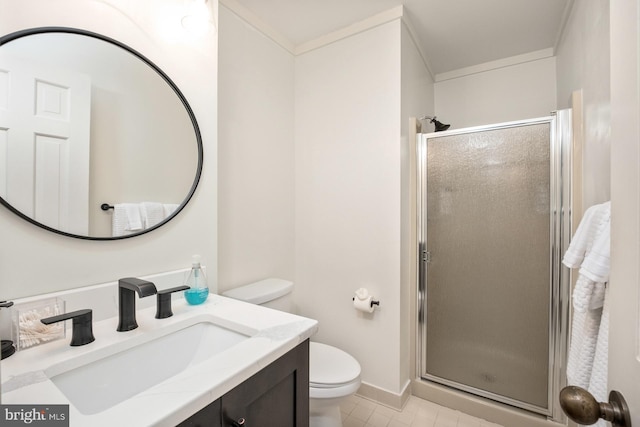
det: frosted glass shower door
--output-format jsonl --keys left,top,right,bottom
{"left": 419, "top": 120, "right": 555, "bottom": 414}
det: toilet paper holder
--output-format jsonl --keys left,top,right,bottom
{"left": 352, "top": 288, "right": 380, "bottom": 313}
{"left": 352, "top": 296, "right": 380, "bottom": 308}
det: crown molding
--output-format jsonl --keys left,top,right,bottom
{"left": 435, "top": 48, "right": 555, "bottom": 82}
{"left": 219, "top": 0, "right": 296, "bottom": 54}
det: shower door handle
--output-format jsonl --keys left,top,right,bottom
{"left": 559, "top": 386, "right": 632, "bottom": 426}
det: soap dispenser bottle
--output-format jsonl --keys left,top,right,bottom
{"left": 184, "top": 255, "right": 209, "bottom": 305}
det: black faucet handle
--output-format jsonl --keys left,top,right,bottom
{"left": 41, "top": 309, "right": 95, "bottom": 347}
{"left": 156, "top": 286, "right": 190, "bottom": 319}
{"left": 0, "top": 301, "right": 14, "bottom": 309}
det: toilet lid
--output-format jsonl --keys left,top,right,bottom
{"left": 309, "top": 342, "right": 361, "bottom": 388}
{"left": 222, "top": 278, "right": 293, "bottom": 304}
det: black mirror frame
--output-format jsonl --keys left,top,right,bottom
{"left": 0, "top": 27, "right": 204, "bottom": 240}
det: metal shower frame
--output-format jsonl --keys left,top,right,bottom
{"left": 415, "top": 111, "right": 573, "bottom": 422}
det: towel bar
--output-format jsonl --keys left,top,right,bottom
{"left": 101, "top": 203, "right": 114, "bottom": 211}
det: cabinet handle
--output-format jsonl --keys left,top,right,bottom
{"left": 232, "top": 418, "right": 246, "bottom": 427}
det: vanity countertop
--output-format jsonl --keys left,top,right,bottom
{"left": 1, "top": 294, "right": 318, "bottom": 426}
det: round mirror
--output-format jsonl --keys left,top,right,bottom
{"left": 0, "top": 27, "right": 203, "bottom": 240}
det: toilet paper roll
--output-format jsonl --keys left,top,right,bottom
{"left": 354, "top": 295, "right": 375, "bottom": 313}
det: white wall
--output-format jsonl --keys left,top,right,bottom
{"left": 400, "top": 23, "right": 433, "bottom": 391}
{"left": 295, "top": 20, "right": 405, "bottom": 395}
{"left": 434, "top": 55, "right": 557, "bottom": 130}
{"left": 556, "top": 0, "right": 611, "bottom": 209}
{"left": 217, "top": 5, "right": 295, "bottom": 291}
{"left": 0, "top": 0, "right": 218, "bottom": 299}
{"left": 608, "top": 0, "right": 640, "bottom": 411}
{"left": 218, "top": 9, "right": 431, "bottom": 398}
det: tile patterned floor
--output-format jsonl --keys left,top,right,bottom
{"left": 340, "top": 395, "right": 505, "bottom": 427}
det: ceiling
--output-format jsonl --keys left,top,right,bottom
{"left": 227, "top": 0, "right": 572, "bottom": 75}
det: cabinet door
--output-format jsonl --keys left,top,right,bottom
{"left": 222, "top": 340, "right": 309, "bottom": 427}
{"left": 177, "top": 398, "right": 222, "bottom": 427}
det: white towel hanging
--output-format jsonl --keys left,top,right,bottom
{"left": 112, "top": 203, "right": 143, "bottom": 237}
{"left": 563, "top": 201, "right": 610, "bottom": 408}
{"left": 111, "top": 202, "right": 179, "bottom": 236}
{"left": 141, "top": 202, "right": 165, "bottom": 228}
{"left": 163, "top": 203, "right": 179, "bottom": 217}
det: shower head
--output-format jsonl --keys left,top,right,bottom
{"left": 432, "top": 118, "right": 450, "bottom": 132}
{"left": 419, "top": 115, "right": 451, "bottom": 132}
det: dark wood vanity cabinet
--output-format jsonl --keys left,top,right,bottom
{"left": 178, "top": 400, "right": 222, "bottom": 427}
{"left": 177, "top": 340, "right": 309, "bottom": 427}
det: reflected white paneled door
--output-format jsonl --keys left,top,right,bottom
{"left": 0, "top": 52, "right": 90, "bottom": 234}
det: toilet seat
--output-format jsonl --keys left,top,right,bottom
{"left": 309, "top": 342, "right": 361, "bottom": 399}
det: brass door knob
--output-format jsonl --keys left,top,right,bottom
{"left": 559, "top": 386, "right": 632, "bottom": 427}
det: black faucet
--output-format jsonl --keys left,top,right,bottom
{"left": 156, "top": 285, "right": 190, "bottom": 319}
{"left": 41, "top": 309, "right": 95, "bottom": 346}
{"left": 117, "top": 277, "right": 157, "bottom": 332}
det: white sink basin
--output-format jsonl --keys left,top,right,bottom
{"left": 46, "top": 322, "right": 249, "bottom": 415}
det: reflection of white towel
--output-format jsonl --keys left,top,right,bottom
{"left": 112, "top": 203, "right": 143, "bottom": 237}
{"left": 112, "top": 205, "right": 128, "bottom": 237}
{"left": 141, "top": 202, "right": 165, "bottom": 228}
{"left": 124, "top": 203, "right": 143, "bottom": 231}
{"left": 111, "top": 202, "right": 179, "bottom": 236}
{"left": 563, "top": 201, "right": 610, "bottom": 419}
{"left": 163, "top": 204, "right": 179, "bottom": 218}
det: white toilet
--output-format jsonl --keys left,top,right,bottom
{"left": 222, "top": 278, "right": 361, "bottom": 427}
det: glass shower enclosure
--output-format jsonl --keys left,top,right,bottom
{"left": 417, "top": 113, "right": 572, "bottom": 419}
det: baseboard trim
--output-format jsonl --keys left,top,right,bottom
{"left": 355, "top": 380, "right": 411, "bottom": 411}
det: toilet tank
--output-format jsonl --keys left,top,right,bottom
{"left": 222, "top": 278, "right": 293, "bottom": 312}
